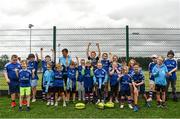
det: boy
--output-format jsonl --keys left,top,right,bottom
{"left": 93, "top": 62, "right": 108, "bottom": 104}
{"left": 119, "top": 66, "right": 133, "bottom": 109}
{"left": 43, "top": 62, "right": 54, "bottom": 106}
{"left": 131, "top": 63, "right": 147, "bottom": 112}
{"left": 86, "top": 43, "right": 101, "bottom": 69}
{"left": 4, "top": 55, "right": 22, "bottom": 107}
{"left": 82, "top": 61, "right": 94, "bottom": 103}
{"left": 147, "top": 55, "right": 157, "bottom": 103}
{"left": 54, "top": 63, "right": 66, "bottom": 107}
{"left": 27, "top": 53, "right": 39, "bottom": 102}
{"left": 15, "top": 60, "right": 34, "bottom": 111}
{"left": 109, "top": 62, "right": 121, "bottom": 103}
{"left": 164, "top": 50, "right": 178, "bottom": 101}
{"left": 66, "top": 61, "right": 77, "bottom": 102}
{"left": 76, "top": 57, "right": 85, "bottom": 101}
{"left": 152, "top": 56, "right": 169, "bottom": 108}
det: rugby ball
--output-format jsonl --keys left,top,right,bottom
{"left": 104, "top": 102, "right": 115, "bottom": 108}
{"left": 97, "top": 102, "right": 104, "bottom": 109}
{"left": 75, "top": 103, "right": 85, "bottom": 109}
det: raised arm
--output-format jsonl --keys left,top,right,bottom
{"left": 96, "top": 43, "right": 101, "bottom": 58}
{"left": 51, "top": 49, "right": 55, "bottom": 62}
{"left": 76, "top": 56, "right": 79, "bottom": 66}
{"left": 86, "top": 43, "right": 91, "bottom": 58}
{"left": 40, "top": 48, "right": 43, "bottom": 60}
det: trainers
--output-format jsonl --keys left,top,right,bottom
{"left": 128, "top": 104, "right": 133, "bottom": 109}
{"left": 46, "top": 101, "right": 50, "bottom": 106}
{"left": 63, "top": 102, "right": 66, "bottom": 107}
{"left": 96, "top": 100, "right": 100, "bottom": 105}
{"left": 146, "top": 102, "right": 151, "bottom": 108}
{"left": 26, "top": 107, "right": 30, "bottom": 112}
{"left": 133, "top": 105, "right": 139, "bottom": 112}
{"left": 57, "top": 97, "right": 61, "bottom": 102}
{"left": 115, "top": 98, "right": 119, "bottom": 103}
{"left": 101, "top": 100, "right": 104, "bottom": 104}
{"left": 19, "top": 106, "right": 22, "bottom": 111}
{"left": 157, "top": 104, "right": 162, "bottom": 108}
{"left": 11, "top": 102, "right": 16, "bottom": 107}
{"left": 32, "top": 98, "right": 36, "bottom": 103}
{"left": 120, "top": 105, "right": 124, "bottom": 109}
{"left": 51, "top": 101, "right": 54, "bottom": 106}
{"left": 55, "top": 102, "right": 58, "bottom": 107}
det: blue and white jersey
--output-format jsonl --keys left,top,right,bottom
{"left": 77, "top": 65, "right": 84, "bottom": 82}
{"left": 94, "top": 68, "right": 108, "bottom": 88}
{"left": 43, "top": 70, "right": 54, "bottom": 87}
{"left": 27, "top": 60, "right": 39, "bottom": 80}
{"left": 4, "top": 62, "right": 22, "bottom": 83}
{"left": 119, "top": 74, "right": 132, "bottom": 90}
{"left": 148, "top": 62, "right": 156, "bottom": 81}
{"left": 101, "top": 59, "right": 110, "bottom": 72}
{"left": 19, "top": 69, "right": 32, "bottom": 87}
{"left": 164, "top": 58, "right": 177, "bottom": 80}
{"left": 109, "top": 69, "right": 120, "bottom": 86}
{"left": 131, "top": 71, "right": 145, "bottom": 84}
{"left": 67, "top": 67, "right": 77, "bottom": 81}
{"left": 54, "top": 70, "right": 64, "bottom": 87}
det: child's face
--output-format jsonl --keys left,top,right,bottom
{"left": 81, "top": 59, "right": 85, "bottom": 66}
{"left": 86, "top": 62, "right": 91, "bottom": 67}
{"left": 130, "top": 60, "right": 135, "bottom": 67}
{"left": 21, "top": 62, "right": 27, "bottom": 69}
{"left": 112, "top": 62, "right": 118, "bottom": 68}
{"left": 47, "top": 64, "right": 52, "bottom": 70}
{"left": 113, "top": 56, "right": 118, "bottom": 62}
{"left": 168, "top": 54, "right": 174, "bottom": 59}
{"left": 91, "top": 52, "right": 96, "bottom": 58}
{"left": 123, "top": 67, "right": 129, "bottom": 74}
{"left": 11, "top": 57, "right": 18, "bottom": 64}
{"left": 157, "top": 58, "right": 163, "bottom": 65}
{"left": 62, "top": 51, "right": 68, "bottom": 57}
{"left": 102, "top": 53, "right": 108, "bottom": 60}
{"left": 45, "top": 57, "right": 51, "bottom": 62}
{"left": 70, "top": 64, "right": 75, "bottom": 68}
{"left": 152, "top": 57, "right": 157, "bottom": 63}
{"left": 56, "top": 65, "right": 62, "bottom": 71}
{"left": 134, "top": 65, "right": 139, "bottom": 73}
{"left": 29, "top": 57, "right": 35, "bottom": 61}
{"left": 97, "top": 63, "right": 102, "bottom": 69}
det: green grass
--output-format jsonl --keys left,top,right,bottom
{"left": 0, "top": 97, "right": 180, "bottom": 118}
{"left": 1, "top": 71, "right": 180, "bottom": 91}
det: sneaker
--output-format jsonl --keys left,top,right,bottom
{"left": 26, "top": 107, "right": 30, "bottom": 112}
{"left": 133, "top": 106, "right": 139, "bottom": 112}
{"left": 57, "top": 97, "right": 61, "bottom": 102}
{"left": 78, "top": 98, "right": 81, "bottom": 101}
{"left": 96, "top": 100, "right": 100, "bottom": 105}
{"left": 157, "top": 104, "right": 162, "bottom": 108}
{"left": 146, "top": 102, "right": 151, "bottom": 108}
{"left": 19, "top": 106, "right": 22, "bottom": 111}
{"left": 115, "top": 98, "right": 119, "bottom": 103}
{"left": 128, "top": 104, "right": 133, "bottom": 109}
{"left": 101, "top": 100, "right": 104, "bottom": 104}
{"left": 11, "top": 102, "right": 16, "bottom": 107}
{"left": 54, "top": 102, "right": 58, "bottom": 107}
{"left": 51, "top": 101, "right": 54, "bottom": 106}
{"left": 46, "top": 101, "right": 50, "bottom": 106}
{"left": 63, "top": 102, "right": 66, "bottom": 107}
{"left": 147, "top": 98, "right": 152, "bottom": 102}
{"left": 120, "top": 105, "right": 124, "bottom": 109}
{"left": 32, "top": 98, "right": 36, "bottom": 103}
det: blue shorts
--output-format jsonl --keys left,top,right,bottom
{"left": 31, "top": 80, "right": 38, "bottom": 87}
{"left": 8, "top": 83, "right": 19, "bottom": 94}
{"left": 120, "top": 89, "right": 131, "bottom": 97}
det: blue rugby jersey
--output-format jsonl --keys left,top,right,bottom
{"left": 67, "top": 67, "right": 77, "bottom": 81}
{"left": 109, "top": 69, "right": 120, "bottom": 86}
{"left": 19, "top": 69, "right": 32, "bottom": 87}
{"left": 148, "top": 62, "right": 156, "bottom": 81}
{"left": 82, "top": 66, "right": 94, "bottom": 89}
{"left": 131, "top": 71, "right": 145, "bottom": 84}
{"left": 77, "top": 65, "right": 84, "bottom": 82}
{"left": 27, "top": 60, "right": 39, "bottom": 80}
{"left": 4, "top": 62, "right": 22, "bottom": 84}
{"left": 101, "top": 59, "right": 110, "bottom": 72}
{"left": 164, "top": 58, "right": 177, "bottom": 80}
{"left": 54, "top": 70, "right": 64, "bottom": 87}
{"left": 119, "top": 74, "right": 132, "bottom": 90}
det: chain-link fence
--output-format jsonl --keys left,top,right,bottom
{"left": 0, "top": 27, "right": 180, "bottom": 91}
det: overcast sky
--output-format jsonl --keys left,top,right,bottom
{"left": 0, "top": 0, "right": 179, "bottom": 29}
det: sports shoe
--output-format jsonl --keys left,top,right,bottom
{"left": 133, "top": 105, "right": 139, "bottom": 112}
{"left": 11, "top": 102, "right": 16, "bottom": 107}
{"left": 96, "top": 100, "right": 100, "bottom": 105}
{"left": 26, "top": 107, "right": 30, "bottom": 112}
{"left": 120, "top": 105, "right": 124, "bottom": 109}
{"left": 32, "top": 98, "right": 36, "bottom": 102}
{"left": 115, "top": 98, "right": 119, "bottom": 103}
{"left": 54, "top": 102, "right": 58, "bottom": 107}
{"left": 58, "top": 97, "right": 61, "bottom": 101}
{"left": 63, "top": 102, "right": 66, "bottom": 107}
{"left": 46, "top": 101, "right": 50, "bottom": 106}
{"left": 51, "top": 101, "right": 54, "bottom": 106}
{"left": 19, "top": 106, "right": 22, "bottom": 111}
{"left": 128, "top": 104, "right": 133, "bottom": 109}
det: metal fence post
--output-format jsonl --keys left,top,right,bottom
{"left": 126, "top": 25, "right": 129, "bottom": 63}
{"left": 53, "top": 26, "right": 56, "bottom": 63}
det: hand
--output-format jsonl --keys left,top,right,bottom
{"left": 88, "top": 43, "right": 91, "bottom": 46}
{"left": 6, "top": 78, "right": 10, "bottom": 83}
{"left": 40, "top": 48, "right": 43, "bottom": 51}
{"left": 51, "top": 49, "right": 54, "bottom": 52}
{"left": 14, "top": 68, "right": 19, "bottom": 72}
{"left": 167, "top": 72, "right": 172, "bottom": 76}
{"left": 32, "top": 69, "right": 35, "bottom": 73}
{"left": 96, "top": 43, "right": 99, "bottom": 46}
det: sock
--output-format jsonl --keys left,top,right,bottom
{"left": 12, "top": 100, "right": 15, "bottom": 102}
{"left": 128, "top": 99, "right": 132, "bottom": 104}
{"left": 149, "top": 91, "right": 153, "bottom": 98}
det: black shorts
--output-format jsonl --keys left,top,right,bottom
{"left": 135, "top": 84, "right": 146, "bottom": 94}
{"left": 110, "top": 83, "right": 118, "bottom": 96}
{"left": 63, "top": 74, "right": 68, "bottom": 85}
{"left": 48, "top": 87, "right": 54, "bottom": 93}
{"left": 53, "top": 87, "right": 64, "bottom": 93}
{"left": 155, "top": 84, "right": 166, "bottom": 92}
{"left": 120, "top": 89, "right": 131, "bottom": 97}
{"left": 9, "top": 84, "right": 19, "bottom": 94}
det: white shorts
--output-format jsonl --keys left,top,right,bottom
{"left": 149, "top": 80, "right": 155, "bottom": 85}
{"left": 31, "top": 80, "right": 38, "bottom": 87}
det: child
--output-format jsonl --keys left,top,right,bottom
{"left": 54, "top": 63, "right": 66, "bottom": 107}
{"left": 76, "top": 57, "right": 85, "bottom": 101}
{"left": 119, "top": 66, "right": 133, "bottom": 109}
{"left": 131, "top": 63, "right": 147, "bottom": 112}
{"left": 66, "top": 61, "right": 77, "bottom": 102}
{"left": 128, "top": 59, "right": 136, "bottom": 75}
{"left": 109, "top": 62, "right": 121, "bottom": 103}
{"left": 147, "top": 55, "right": 157, "bottom": 103}
{"left": 87, "top": 43, "right": 101, "bottom": 69}
{"left": 82, "top": 61, "right": 94, "bottom": 103}
{"left": 152, "top": 56, "right": 169, "bottom": 108}
{"left": 15, "top": 60, "right": 34, "bottom": 111}
{"left": 27, "top": 53, "right": 39, "bottom": 102}
{"left": 43, "top": 62, "right": 54, "bottom": 106}
{"left": 4, "top": 55, "right": 22, "bottom": 107}
{"left": 40, "top": 48, "right": 55, "bottom": 100}
{"left": 164, "top": 50, "right": 178, "bottom": 101}
{"left": 93, "top": 62, "right": 108, "bottom": 104}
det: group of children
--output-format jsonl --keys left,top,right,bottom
{"left": 4, "top": 42, "right": 178, "bottom": 112}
